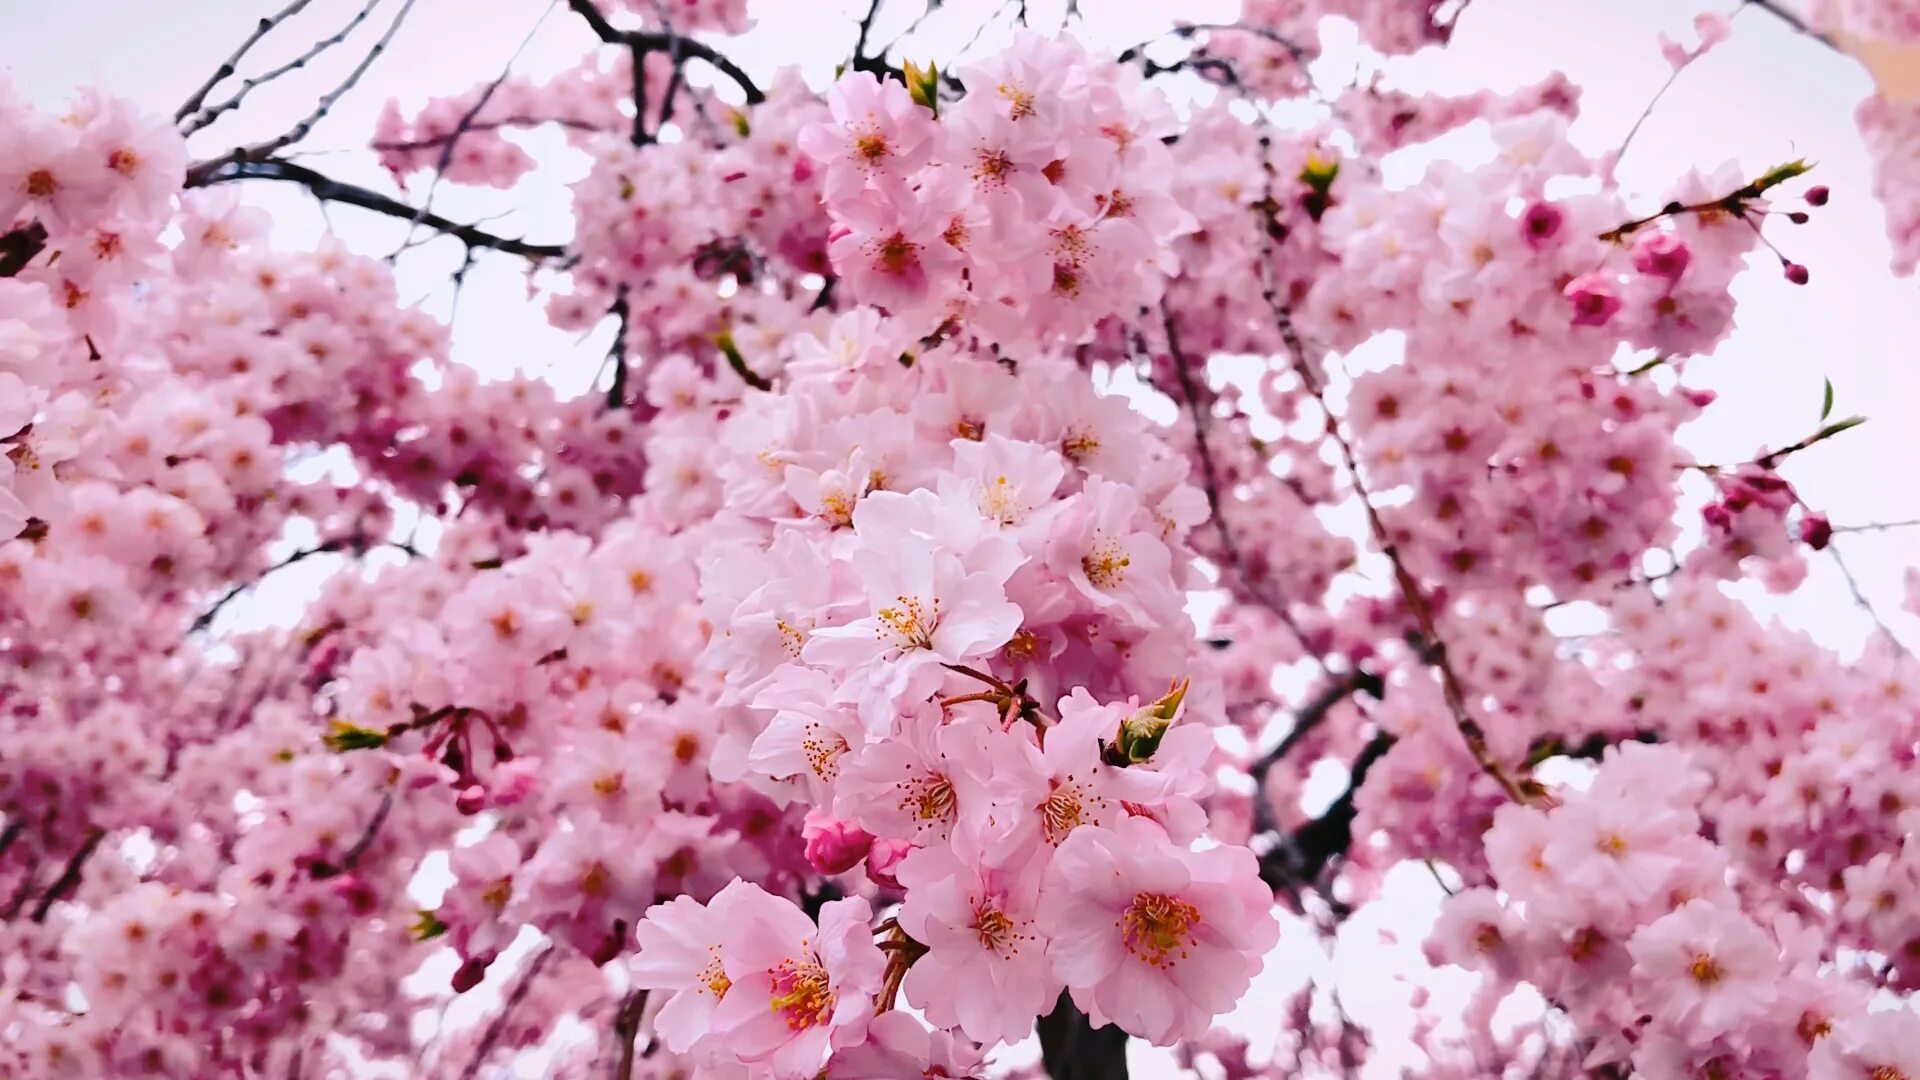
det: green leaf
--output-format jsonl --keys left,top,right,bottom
{"left": 1625, "top": 355, "right": 1668, "bottom": 376}
{"left": 323, "top": 719, "right": 389, "bottom": 753}
{"left": 1750, "top": 158, "right": 1814, "bottom": 195}
{"left": 1820, "top": 378, "right": 1834, "bottom": 422}
{"left": 411, "top": 910, "right": 449, "bottom": 941}
{"left": 1811, "top": 414, "right": 1866, "bottom": 444}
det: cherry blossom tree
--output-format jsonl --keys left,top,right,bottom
{"left": 4, "top": 0, "right": 1920, "bottom": 1076}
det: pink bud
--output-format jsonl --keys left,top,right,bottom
{"left": 1564, "top": 273, "right": 1622, "bottom": 327}
{"left": 802, "top": 810, "right": 873, "bottom": 875}
{"left": 455, "top": 785, "right": 488, "bottom": 815}
{"left": 451, "top": 954, "right": 493, "bottom": 993}
{"left": 1799, "top": 513, "right": 1832, "bottom": 551}
{"left": 1702, "top": 504, "right": 1732, "bottom": 530}
{"left": 1805, "top": 185, "right": 1829, "bottom": 206}
{"left": 1685, "top": 388, "right": 1718, "bottom": 407}
{"left": 865, "top": 837, "right": 912, "bottom": 890}
{"left": 1784, "top": 262, "right": 1810, "bottom": 285}
{"left": 1630, "top": 232, "right": 1692, "bottom": 280}
{"left": 1520, "top": 201, "right": 1563, "bottom": 250}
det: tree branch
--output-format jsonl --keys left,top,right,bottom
{"left": 457, "top": 946, "right": 556, "bottom": 1080}
{"left": 186, "top": 0, "right": 387, "bottom": 136}
{"left": 30, "top": 828, "right": 106, "bottom": 923}
{"left": 175, "top": 0, "right": 319, "bottom": 123}
{"left": 0, "top": 223, "right": 49, "bottom": 278}
{"left": 186, "top": 157, "right": 568, "bottom": 259}
{"left": 1039, "top": 992, "right": 1128, "bottom": 1080}
{"left": 567, "top": 0, "right": 765, "bottom": 104}
{"left": 611, "top": 987, "right": 649, "bottom": 1080}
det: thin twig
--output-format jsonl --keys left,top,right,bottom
{"left": 610, "top": 987, "right": 650, "bottom": 1080}
{"left": 1156, "top": 303, "right": 1321, "bottom": 662}
{"left": 392, "top": 0, "right": 561, "bottom": 258}
{"left": 252, "top": 0, "right": 421, "bottom": 156}
{"left": 30, "top": 828, "right": 106, "bottom": 923}
{"left": 184, "top": 0, "right": 385, "bottom": 135}
{"left": 567, "top": 0, "right": 766, "bottom": 104}
{"left": 457, "top": 946, "right": 557, "bottom": 1080}
{"left": 175, "top": 0, "right": 319, "bottom": 123}
{"left": 1744, "top": 0, "right": 1840, "bottom": 49}
{"left": 1251, "top": 135, "right": 1524, "bottom": 803}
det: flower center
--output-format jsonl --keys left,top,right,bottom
{"left": 997, "top": 82, "right": 1036, "bottom": 120}
{"left": 873, "top": 232, "right": 920, "bottom": 275}
{"left": 1082, "top": 537, "right": 1130, "bottom": 589}
{"left": 24, "top": 169, "right": 57, "bottom": 198}
{"left": 699, "top": 951, "right": 731, "bottom": 999}
{"left": 769, "top": 956, "right": 833, "bottom": 1031}
{"left": 981, "top": 475, "right": 1021, "bottom": 524}
{"left": 875, "top": 594, "right": 937, "bottom": 650}
{"left": 1688, "top": 953, "right": 1722, "bottom": 984}
{"left": 899, "top": 772, "right": 956, "bottom": 831}
{"left": 973, "top": 149, "right": 1014, "bottom": 187}
{"left": 1121, "top": 892, "right": 1199, "bottom": 968}
{"left": 1041, "top": 780, "right": 1100, "bottom": 844}
{"left": 974, "top": 906, "right": 1017, "bottom": 953}
{"left": 803, "top": 722, "right": 849, "bottom": 782}
{"left": 853, "top": 129, "right": 890, "bottom": 164}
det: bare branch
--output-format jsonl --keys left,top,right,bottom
{"left": 0, "top": 223, "right": 49, "bottom": 278}
{"left": 458, "top": 946, "right": 557, "bottom": 1080}
{"left": 175, "top": 0, "right": 319, "bottom": 123}
{"left": 31, "top": 828, "right": 107, "bottom": 923}
{"left": 610, "top": 987, "right": 650, "bottom": 1080}
{"left": 252, "top": 0, "right": 422, "bottom": 157}
{"left": 184, "top": 0, "right": 386, "bottom": 135}
{"left": 567, "top": 0, "right": 766, "bottom": 105}
{"left": 186, "top": 157, "right": 568, "bottom": 260}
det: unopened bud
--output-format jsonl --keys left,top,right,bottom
{"left": 903, "top": 60, "right": 941, "bottom": 116}
{"left": 1115, "top": 678, "right": 1189, "bottom": 764}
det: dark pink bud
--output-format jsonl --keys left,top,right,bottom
{"left": 1799, "top": 513, "right": 1832, "bottom": 551}
{"left": 1564, "top": 273, "right": 1622, "bottom": 327}
{"left": 1521, "top": 201, "right": 1564, "bottom": 250}
{"left": 455, "top": 785, "right": 488, "bottom": 815}
{"left": 1685, "top": 388, "right": 1718, "bottom": 407}
{"left": 1702, "top": 504, "right": 1732, "bottom": 530}
{"left": 1805, "top": 185, "right": 1829, "bottom": 206}
{"left": 1631, "top": 232, "right": 1692, "bottom": 280}
{"left": 802, "top": 810, "right": 872, "bottom": 876}
{"left": 1784, "top": 262, "right": 1810, "bottom": 285}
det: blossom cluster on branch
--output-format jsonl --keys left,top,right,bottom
{"left": 2, "top": 1, "right": 1919, "bottom": 1078}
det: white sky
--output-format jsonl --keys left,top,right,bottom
{"left": 4, "top": 0, "right": 1916, "bottom": 1075}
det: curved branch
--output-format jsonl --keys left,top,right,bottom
{"left": 185, "top": 157, "right": 569, "bottom": 260}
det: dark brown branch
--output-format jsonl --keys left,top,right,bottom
{"left": 189, "top": 0, "right": 386, "bottom": 135}
{"left": 1745, "top": 0, "right": 1840, "bottom": 49}
{"left": 1250, "top": 136, "right": 1524, "bottom": 804}
{"left": 605, "top": 290, "right": 633, "bottom": 408}
{"left": 186, "top": 157, "right": 568, "bottom": 259}
{"left": 1158, "top": 303, "right": 1319, "bottom": 660}
{"left": 175, "top": 0, "right": 319, "bottom": 123}
{"left": 1038, "top": 992, "right": 1128, "bottom": 1080}
{"left": 458, "top": 946, "right": 557, "bottom": 1080}
{"left": 253, "top": 0, "right": 420, "bottom": 155}
{"left": 1260, "top": 733, "right": 1396, "bottom": 892}
{"left": 610, "top": 987, "right": 649, "bottom": 1080}
{"left": 567, "top": 0, "right": 765, "bottom": 104}
{"left": 309, "top": 790, "right": 396, "bottom": 878}
{"left": 0, "top": 223, "right": 49, "bottom": 278}
{"left": 31, "top": 828, "right": 106, "bottom": 923}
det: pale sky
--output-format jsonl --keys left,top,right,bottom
{"left": 3, "top": 0, "right": 1914, "bottom": 1075}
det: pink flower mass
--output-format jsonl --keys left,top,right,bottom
{"left": 3, "top": 1, "right": 1920, "bottom": 1077}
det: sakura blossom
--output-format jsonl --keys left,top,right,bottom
{"left": 2, "top": 0, "right": 1919, "bottom": 1077}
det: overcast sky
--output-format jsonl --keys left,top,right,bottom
{"left": 4, "top": 0, "right": 1915, "bottom": 1075}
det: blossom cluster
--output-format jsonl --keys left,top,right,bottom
{"left": 6, "top": 2, "right": 1920, "bottom": 1078}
